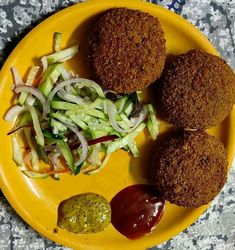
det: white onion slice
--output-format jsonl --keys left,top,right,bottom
{"left": 46, "top": 78, "right": 105, "bottom": 114}
{"left": 87, "top": 145, "right": 101, "bottom": 166}
{"left": 26, "top": 66, "right": 40, "bottom": 85}
{"left": 4, "top": 105, "right": 26, "bottom": 122}
{"left": 15, "top": 86, "right": 47, "bottom": 116}
{"left": 23, "top": 151, "right": 32, "bottom": 165}
{"left": 48, "top": 152, "right": 64, "bottom": 170}
{"left": 40, "top": 56, "right": 48, "bottom": 76}
{"left": 129, "top": 106, "right": 148, "bottom": 129}
{"left": 103, "top": 99, "right": 108, "bottom": 114}
{"left": 11, "top": 67, "right": 24, "bottom": 89}
{"left": 26, "top": 95, "right": 36, "bottom": 106}
{"left": 45, "top": 78, "right": 81, "bottom": 115}
{"left": 107, "top": 101, "right": 127, "bottom": 133}
{"left": 87, "top": 153, "right": 111, "bottom": 175}
{"left": 65, "top": 84, "right": 71, "bottom": 93}
{"left": 65, "top": 124, "right": 88, "bottom": 167}
{"left": 118, "top": 99, "right": 126, "bottom": 114}
{"left": 61, "top": 68, "right": 70, "bottom": 81}
{"left": 47, "top": 77, "right": 104, "bottom": 103}
{"left": 12, "top": 135, "right": 25, "bottom": 166}
{"left": 57, "top": 88, "right": 85, "bottom": 105}
{"left": 107, "top": 100, "right": 148, "bottom": 133}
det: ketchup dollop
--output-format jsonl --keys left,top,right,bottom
{"left": 110, "top": 184, "right": 165, "bottom": 239}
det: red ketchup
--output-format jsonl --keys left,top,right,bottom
{"left": 110, "top": 184, "right": 165, "bottom": 239}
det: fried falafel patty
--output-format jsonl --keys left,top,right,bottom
{"left": 88, "top": 8, "right": 166, "bottom": 93}
{"left": 157, "top": 49, "right": 235, "bottom": 129}
{"left": 151, "top": 130, "right": 228, "bottom": 207}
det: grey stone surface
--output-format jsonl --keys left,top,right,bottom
{"left": 0, "top": 0, "right": 235, "bottom": 249}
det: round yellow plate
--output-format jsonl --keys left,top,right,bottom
{"left": 0, "top": 0, "right": 234, "bottom": 249}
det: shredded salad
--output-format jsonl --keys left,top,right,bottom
{"left": 4, "top": 33, "right": 159, "bottom": 179}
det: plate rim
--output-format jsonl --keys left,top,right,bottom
{"left": 0, "top": 0, "right": 234, "bottom": 249}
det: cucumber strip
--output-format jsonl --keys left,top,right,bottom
{"left": 86, "top": 109, "right": 106, "bottom": 119}
{"left": 103, "top": 99, "right": 108, "bottom": 114}
{"left": 74, "top": 79, "right": 105, "bottom": 98}
{"left": 54, "top": 32, "right": 62, "bottom": 52}
{"left": 128, "top": 140, "right": 139, "bottom": 157}
{"left": 29, "top": 106, "right": 44, "bottom": 146}
{"left": 69, "top": 85, "right": 77, "bottom": 95}
{"left": 51, "top": 112, "right": 74, "bottom": 125}
{"left": 147, "top": 104, "right": 159, "bottom": 140}
{"left": 18, "top": 66, "right": 40, "bottom": 105}
{"left": 87, "top": 145, "right": 101, "bottom": 166}
{"left": 51, "top": 118, "right": 67, "bottom": 134}
{"left": 86, "top": 116, "right": 112, "bottom": 130}
{"left": 16, "top": 112, "right": 31, "bottom": 127}
{"left": 89, "top": 97, "right": 104, "bottom": 109}
{"left": 68, "top": 113, "right": 88, "bottom": 130}
{"left": 86, "top": 153, "right": 111, "bottom": 175}
{"left": 47, "top": 45, "right": 79, "bottom": 64}
{"left": 24, "top": 127, "right": 40, "bottom": 171}
{"left": 88, "top": 123, "right": 113, "bottom": 133}
{"left": 43, "top": 131, "right": 64, "bottom": 140}
{"left": 90, "top": 130, "right": 110, "bottom": 139}
{"left": 51, "top": 101, "right": 80, "bottom": 110}
{"left": 39, "top": 63, "right": 64, "bottom": 97}
{"left": 57, "top": 140, "right": 74, "bottom": 172}
{"left": 66, "top": 107, "right": 106, "bottom": 119}
{"left": 36, "top": 144, "right": 49, "bottom": 163}
{"left": 120, "top": 113, "right": 134, "bottom": 127}
{"left": 116, "top": 95, "right": 128, "bottom": 113}
{"left": 107, "top": 123, "right": 145, "bottom": 153}
{"left": 123, "top": 100, "right": 134, "bottom": 117}
{"left": 12, "top": 135, "right": 24, "bottom": 166}
{"left": 67, "top": 112, "right": 109, "bottom": 126}
{"left": 117, "top": 120, "right": 130, "bottom": 130}
{"left": 26, "top": 66, "right": 40, "bottom": 84}
{"left": 23, "top": 171, "right": 49, "bottom": 179}
{"left": 74, "top": 163, "right": 83, "bottom": 175}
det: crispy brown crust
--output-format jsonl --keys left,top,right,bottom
{"left": 157, "top": 49, "right": 235, "bottom": 129}
{"left": 151, "top": 130, "right": 228, "bottom": 207}
{"left": 88, "top": 8, "right": 166, "bottom": 93}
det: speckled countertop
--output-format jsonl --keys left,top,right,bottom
{"left": 0, "top": 0, "right": 235, "bottom": 249}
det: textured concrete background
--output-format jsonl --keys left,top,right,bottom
{"left": 0, "top": 0, "right": 235, "bottom": 249}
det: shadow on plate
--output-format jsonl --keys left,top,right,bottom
{"left": 129, "top": 127, "right": 179, "bottom": 184}
{"left": 66, "top": 11, "right": 106, "bottom": 80}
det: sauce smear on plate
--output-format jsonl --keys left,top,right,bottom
{"left": 110, "top": 184, "right": 165, "bottom": 239}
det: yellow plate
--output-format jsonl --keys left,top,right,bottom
{"left": 0, "top": 0, "right": 234, "bottom": 249}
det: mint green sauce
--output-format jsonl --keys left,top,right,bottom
{"left": 57, "top": 193, "right": 111, "bottom": 234}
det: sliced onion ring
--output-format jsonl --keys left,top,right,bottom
{"left": 4, "top": 105, "right": 26, "bottom": 122}
{"left": 57, "top": 88, "right": 85, "bottom": 105}
{"left": 40, "top": 56, "right": 48, "bottom": 76}
{"left": 107, "top": 100, "right": 148, "bottom": 133}
{"left": 14, "top": 86, "right": 47, "bottom": 116}
{"left": 45, "top": 78, "right": 81, "bottom": 115}
{"left": 11, "top": 67, "right": 24, "bottom": 89}
{"left": 45, "top": 78, "right": 105, "bottom": 115}
{"left": 130, "top": 106, "right": 148, "bottom": 129}
{"left": 65, "top": 124, "right": 88, "bottom": 167}
{"left": 48, "top": 152, "right": 64, "bottom": 170}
